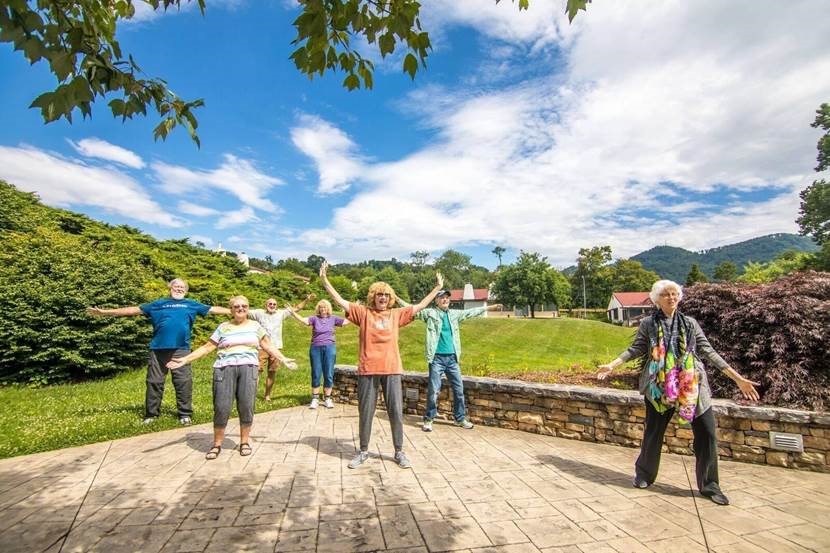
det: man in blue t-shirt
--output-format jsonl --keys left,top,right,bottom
{"left": 88, "top": 278, "right": 230, "bottom": 425}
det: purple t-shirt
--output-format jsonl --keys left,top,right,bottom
{"left": 308, "top": 315, "right": 345, "bottom": 346}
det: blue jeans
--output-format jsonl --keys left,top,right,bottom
{"left": 424, "top": 353, "right": 466, "bottom": 422}
{"left": 309, "top": 344, "right": 336, "bottom": 388}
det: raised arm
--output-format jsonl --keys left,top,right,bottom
{"left": 411, "top": 272, "right": 444, "bottom": 315}
{"left": 285, "top": 303, "right": 310, "bottom": 325}
{"left": 259, "top": 336, "right": 297, "bottom": 370}
{"left": 86, "top": 306, "right": 142, "bottom": 317}
{"left": 486, "top": 303, "right": 503, "bottom": 311}
{"left": 319, "top": 261, "right": 350, "bottom": 312}
{"left": 167, "top": 341, "right": 217, "bottom": 369}
{"left": 293, "top": 293, "right": 315, "bottom": 311}
{"left": 208, "top": 306, "right": 231, "bottom": 316}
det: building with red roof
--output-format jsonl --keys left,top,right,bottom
{"left": 607, "top": 292, "right": 653, "bottom": 326}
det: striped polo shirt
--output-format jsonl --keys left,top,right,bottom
{"left": 210, "top": 320, "right": 267, "bottom": 368}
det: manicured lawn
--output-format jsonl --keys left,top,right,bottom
{"left": 0, "top": 316, "right": 634, "bottom": 459}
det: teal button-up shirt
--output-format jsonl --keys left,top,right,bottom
{"left": 416, "top": 306, "right": 487, "bottom": 363}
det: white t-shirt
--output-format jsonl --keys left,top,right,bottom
{"left": 248, "top": 308, "right": 291, "bottom": 348}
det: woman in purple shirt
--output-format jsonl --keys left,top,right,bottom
{"left": 288, "top": 299, "right": 348, "bottom": 409}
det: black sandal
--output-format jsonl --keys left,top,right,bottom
{"left": 239, "top": 443, "right": 252, "bottom": 456}
{"left": 205, "top": 445, "right": 221, "bottom": 460}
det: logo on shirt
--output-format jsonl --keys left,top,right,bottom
{"left": 374, "top": 317, "right": 390, "bottom": 330}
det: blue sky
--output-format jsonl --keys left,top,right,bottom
{"left": 1, "top": 1, "right": 828, "bottom": 270}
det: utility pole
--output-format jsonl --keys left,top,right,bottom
{"left": 581, "top": 275, "right": 587, "bottom": 319}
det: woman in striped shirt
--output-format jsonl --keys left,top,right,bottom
{"left": 168, "top": 295, "right": 296, "bottom": 460}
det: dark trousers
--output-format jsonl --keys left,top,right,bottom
{"left": 635, "top": 400, "right": 721, "bottom": 496}
{"left": 146, "top": 348, "right": 192, "bottom": 418}
{"left": 357, "top": 375, "right": 404, "bottom": 452}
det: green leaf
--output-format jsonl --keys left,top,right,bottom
{"left": 403, "top": 53, "right": 418, "bottom": 80}
{"left": 379, "top": 32, "right": 395, "bottom": 57}
{"left": 343, "top": 74, "right": 360, "bottom": 90}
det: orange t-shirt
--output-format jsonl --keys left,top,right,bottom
{"left": 346, "top": 303, "right": 415, "bottom": 375}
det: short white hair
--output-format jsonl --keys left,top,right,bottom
{"left": 168, "top": 278, "right": 189, "bottom": 292}
{"left": 649, "top": 279, "right": 683, "bottom": 304}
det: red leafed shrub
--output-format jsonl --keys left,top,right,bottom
{"left": 682, "top": 271, "right": 830, "bottom": 411}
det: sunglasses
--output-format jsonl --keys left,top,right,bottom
{"left": 375, "top": 292, "right": 391, "bottom": 297}
{"left": 232, "top": 304, "right": 249, "bottom": 309}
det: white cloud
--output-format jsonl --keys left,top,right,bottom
{"left": 0, "top": 145, "right": 183, "bottom": 227}
{"left": 153, "top": 154, "right": 284, "bottom": 212}
{"left": 216, "top": 205, "right": 259, "bottom": 229}
{"left": 177, "top": 201, "right": 220, "bottom": 217}
{"left": 289, "top": 0, "right": 829, "bottom": 265}
{"left": 68, "top": 137, "right": 145, "bottom": 169}
{"left": 290, "top": 114, "right": 365, "bottom": 194}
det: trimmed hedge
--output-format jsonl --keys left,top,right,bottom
{"left": 683, "top": 272, "right": 830, "bottom": 411}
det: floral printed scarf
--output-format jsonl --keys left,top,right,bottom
{"left": 646, "top": 311, "right": 700, "bottom": 425}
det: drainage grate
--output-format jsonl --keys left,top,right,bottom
{"left": 769, "top": 432, "right": 804, "bottom": 452}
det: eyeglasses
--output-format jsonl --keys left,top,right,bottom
{"left": 375, "top": 293, "right": 391, "bottom": 297}
{"left": 659, "top": 292, "right": 680, "bottom": 298}
{"left": 266, "top": 303, "right": 277, "bottom": 306}
{"left": 232, "top": 304, "right": 249, "bottom": 309}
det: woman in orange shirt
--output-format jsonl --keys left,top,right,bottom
{"left": 320, "top": 261, "right": 443, "bottom": 469}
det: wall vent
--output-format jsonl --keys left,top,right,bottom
{"left": 769, "top": 432, "right": 804, "bottom": 453}
{"left": 405, "top": 387, "right": 419, "bottom": 401}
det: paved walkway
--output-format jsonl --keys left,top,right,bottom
{"left": 1, "top": 404, "right": 829, "bottom": 553}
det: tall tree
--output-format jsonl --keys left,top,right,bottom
{"left": 491, "top": 251, "right": 557, "bottom": 318}
{"left": 797, "top": 103, "right": 830, "bottom": 270}
{"left": 713, "top": 261, "right": 738, "bottom": 282}
{"left": 608, "top": 259, "right": 659, "bottom": 292}
{"left": 305, "top": 254, "right": 326, "bottom": 273}
{"left": 570, "top": 245, "right": 613, "bottom": 308}
{"left": 434, "top": 249, "right": 471, "bottom": 289}
{"left": 685, "top": 264, "right": 709, "bottom": 286}
{"left": 0, "top": 1, "right": 590, "bottom": 145}
{"left": 409, "top": 250, "right": 430, "bottom": 267}
{"left": 491, "top": 246, "right": 506, "bottom": 267}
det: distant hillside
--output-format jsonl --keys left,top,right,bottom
{"left": 632, "top": 233, "right": 818, "bottom": 282}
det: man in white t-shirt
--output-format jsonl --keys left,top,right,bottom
{"left": 249, "top": 294, "right": 313, "bottom": 400}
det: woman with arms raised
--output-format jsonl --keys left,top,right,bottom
{"left": 319, "top": 261, "right": 443, "bottom": 469}
{"left": 597, "top": 280, "right": 760, "bottom": 505}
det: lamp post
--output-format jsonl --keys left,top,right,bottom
{"left": 581, "top": 275, "right": 587, "bottom": 319}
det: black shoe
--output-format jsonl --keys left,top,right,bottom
{"left": 706, "top": 491, "right": 730, "bottom": 506}
{"left": 632, "top": 476, "right": 650, "bottom": 489}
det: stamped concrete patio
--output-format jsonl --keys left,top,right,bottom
{"left": 1, "top": 404, "right": 829, "bottom": 553}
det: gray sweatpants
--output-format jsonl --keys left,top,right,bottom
{"left": 357, "top": 374, "right": 404, "bottom": 452}
{"left": 213, "top": 364, "right": 258, "bottom": 428}
{"left": 147, "top": 348, "right": 192, "bottom": 418}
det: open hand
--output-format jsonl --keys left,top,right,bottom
{"left": 283, "top": 359, "right": 298, "bottom": 371}
{"left": 736, "top": 377, "right": 761, "bottom": 401}
{"left": 435, "top": 272, "right": 444, "bottom": 289}
{"left": 596, "top": 364, "right": 613, "bottom": 381}
{"left": 319, "top": 261, "right": 329, "bottom": 279}
{"left": 86, "top": 307, "right": 104, "bottom": 316}
{"left": 166, "top": 358, "right": 186, "bottom": 370}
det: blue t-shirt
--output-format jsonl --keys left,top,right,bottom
{"left": 435, "top": 310, "right": 455, "bottom": 355}
{"left": 139, "top": 298, "right": 211, "bottom": 350}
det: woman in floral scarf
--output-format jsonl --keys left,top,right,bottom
{"left": 597, "top": 280, "right": 759, "bottom": 506}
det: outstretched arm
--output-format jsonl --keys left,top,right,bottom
{"left": 260, "top": 336, "right": 297, "bottom": 370}
{"left": 411, "top": 272, "right": 444, "bottom": 315}
{"left": 293, "top": 293, "right": 315, "bottom": 311}
{"left": 167, "top": 342, "right": 217, "bottom": 369}
{"left": 486, "top": 303, "right": 503, "bottom": 311}
{"left": 208, "top": 306, "right": 231, "bottom": 315}
{"left": 319, "top": 261, "right": 350, "bottom": 312}
{"left": 285, "top": 303, "right": 310, "bottom": 325}
{"left": 87, "top": 306, "right": 142, "bottom": 317}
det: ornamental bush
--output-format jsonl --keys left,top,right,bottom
{"left": 682, "top": 271, "right": 830, "bottom": 411}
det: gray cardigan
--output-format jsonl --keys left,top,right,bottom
{"left": 618, "top": 313, "right": 730, "bottom": 416}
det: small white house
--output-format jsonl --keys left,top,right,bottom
{"left": 607, "top": 292, "right": 653, "bottom": 326}
{"left": 448, "top": 284, "right": 492, "bottom": 312}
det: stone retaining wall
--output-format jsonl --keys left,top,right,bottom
{"left": 332, "top": 366, "right": 830, "bottom": 472}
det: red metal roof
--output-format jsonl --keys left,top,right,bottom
{"left": 449, "top": 288, "right": 490, "bottom": 301}
{"left": 612, "top": 292, "right": 653, "bottom": 307}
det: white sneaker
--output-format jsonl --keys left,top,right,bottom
{"left": 422, "top": 420, "right": 433, "bottom": 432}
{"left": 324, "top": 397, "right": 334, "bottom": 409}
{"left": 394, "top": 451, "right": 412, "bottom": 469}
{"left": 142, "top": 417, "right": 157, "bottom": 425}
{"left": 348, "top": 451, "right": 369, "bottom": 469}
{"left": 309, "top": 398, "right": 319, "bottom": 409}
{"left": 455, "top": 419, "right": 474, "bottom": 429}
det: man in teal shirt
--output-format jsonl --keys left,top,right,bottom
{"left": 415, "top": 290, "right": 502, "bottom": 431}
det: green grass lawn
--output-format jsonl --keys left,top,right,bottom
{"left": 0, "top": 316, "right": 634, "bottom": 459}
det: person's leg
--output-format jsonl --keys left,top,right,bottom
{"left": 264, "top": 355, "right": 280, "bottom": 400}
{"left": 381, "top": 374, "right": 405, "bottom": 452}
{"left": 322, "top": 344, "right": 336, "bottom": 398}
{"left": 634, "top": 400, "right": 673, "bottom": 485}
{"left": 357, "top": 375, "right": 379, "bottom": 451}
{"left": 444, "top": 355, "right": 468, "bottom": 423}
{"left": 692, "top": 407, "right": 722, "bottom": 497}
{"left": 145, "top": 349, "right": 167, "bottom": 419}
{"left": 424, "top": 358, "right": 444, "bottom": 421}
{"left": 210, "top": 366, "right": 234, "bottom": 457}
{"left": 237, "top": 365, "right": 258, "bottom": 454}
{"left": 258, "top": 349, "right": 269, "bottom": 399}
{"left": 309, "top": 346, "right": 323, "bottom": 407}
{"left": 169, "top": 347, "right": 193, "bottom": 419}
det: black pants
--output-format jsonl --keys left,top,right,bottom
{"left": 635, "top": 400, "right": 721, "bottom": 496}
{"left": 146, "top": 348, "right": 192, "bottom": 418}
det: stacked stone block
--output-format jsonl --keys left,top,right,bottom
{"left": 333, "top": 365, "right": 830, "bottom": 473}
